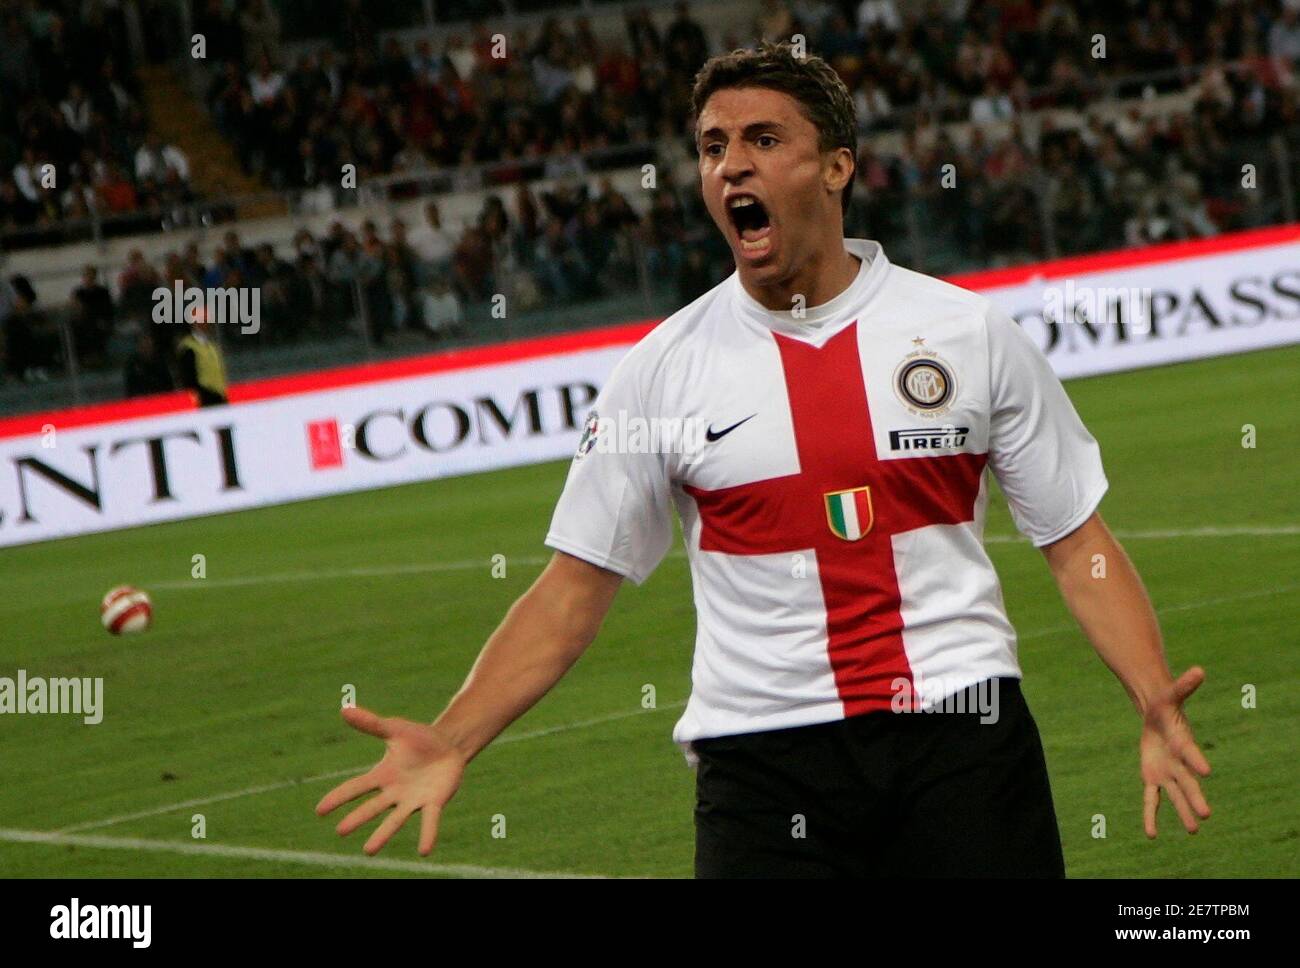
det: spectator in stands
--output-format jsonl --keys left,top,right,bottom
{"left": 254, "top": 242, "right": 299, "bottom": 343}
{"left": 325, "top": 229, "right": 371, "bottom": 338}
{"left": 1125, "top": 187, "right": 1174, "bottom": 247}
{"left": 677, "top": 246, "right": 717, "bottom": 304}
{"left": 59, "top": 82, "right": 93, "bottom": 135}
{"left": 409, "top": 201, "right": 455, "bottom": 283}
{"left": 248, "top": 51, "right": 286, "bottom": 113}
{"left": 857, "top": 0, "right": 902, "bottom": 35}
{"left": 176, "top": 314, "right": 228, "bottom": 406}
{"left": 194, "top": 0, "right": 242, "bottom": 65}
{"left": 452, "top": 224, "right": 496, "bottom": 303}
{"left": 240, "top": 0, "right": 282, "bottom": 65}
{"left": 410, "top": 37, "right": 442, "bottom": 87}
{"left": 123, "top": 328, "right": 174, "bottom": 398}
{"left": 624, "top": 7, "right": 661, "bottom": 59}
{"left": 854, "top": 76, "right": 893, "bottom": 130}
{"left": 644, "top": 189, "right": 686, "bottom": 284}
{"left": 534, "top": 216, "right": 594, "bottom": 302}
{"left": 970, "top": 78, "right": 1016, "bottom": 123}
{"left": 12, "top": 148, "right": 44, "bottom": 204}
{"left": 360, "top": 232, "right": 393, "bottom": 343}
{"left": 117, "top": 250, "right": 160, "bottom": 324}
{"left": 294, "top": 245, "right": 330, "bottom": 337}
{"left": 419, "top": 272, "right": 463, "bottom": 340}
{"left": 665, "top": 3, "right": 710, "bottom": 80}
{"left": 757, "top": 0, "right": 795, "bottom": 43}
{"left": 0, "top": 178, "right": 38, "bottom": 228}
{"left": 386, "top": 218, "right": 419, "bottom": 330}
{"left": 91, "top": 57, "right": 137, "bottom": 124}
{"left": 479, "top": 200, "right": 512, "bottom": 271}
{"left": 570, "top": 200, "right": 612, "bottom": 293}
{"left": 61, "top": 176, "right": 97, "bottom": 221}
{"left": 336, "top": 0, "right": 377, "bottom": 55}
{"left": 72, "top": 265, "right": 115, "bottom": 364}
{"left": 1270, "top": 8, "right": 1300, "bottom": 63}
{"left": 0, "top": 277, "right": 12, "bottom": 367}
{"left": 181, "top": 242, "right": 207, "bottom": 287}
{"left": 221, "top": 231, "right": 257, "bottom": 276}
{"left": 134, "top": 133, "right": 191, "bottom": 186}
{"left": 1169, "top": 173, "right": 1219, "bottom": 239}
{"left": 97, "top": 162, "right": 139, "bottom": 214}
{"left": 292, "top": 227, "right": 322, "bottom": 263}
{"left": 2, "top": 275, "right": 57, "bottom": 383}
{"left": 594, "top": 177, "right": 634, "bottom": 231}
{"left": 0, "top": 14, "right": 34, "bottom": 94}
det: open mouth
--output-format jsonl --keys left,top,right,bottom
{"left": 726, "top": 195, "right": 773, "bottom": 256}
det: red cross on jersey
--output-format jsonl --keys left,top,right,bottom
{"left": 547, "top": 240, "right": 1107, "bottom": 746}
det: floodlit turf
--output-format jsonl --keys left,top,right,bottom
{"left": 2, "top": 345, "right": 1297, "bottom": 878}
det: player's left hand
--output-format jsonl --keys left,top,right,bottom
{"left": 1139, "top": 666, "right": 1213, "bottom": 838}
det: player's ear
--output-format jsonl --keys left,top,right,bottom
{"left": 823, "top": 146, "right": 855, "bottom": 197}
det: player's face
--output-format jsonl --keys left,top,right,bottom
{"left": 697, "top": 87, "right": 847, "bottom": 285}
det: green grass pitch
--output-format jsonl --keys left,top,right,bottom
{"left": 2, "top": 345, "right": 1297, "bottom": 878}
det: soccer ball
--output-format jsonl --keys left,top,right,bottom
{"left": 101, "top": 586, "right": 153, "bottom": 635}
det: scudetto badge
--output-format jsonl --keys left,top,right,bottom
{"left": 574, "top": 410, "right": 600, "bottom": 460}
{"left": 893, "top": 347, "right": 957, "bottom": 417}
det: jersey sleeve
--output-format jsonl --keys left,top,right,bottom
{"left": 543, "top": 350, "right": 674, "bottom": 585}
{"left": 985, "top": 304, "right": 1108, "bottom": 546}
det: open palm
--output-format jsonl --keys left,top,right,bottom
{"left": 315, "top": 705, "right": 466, "bottom": 856}
{"left": 1139, "top": 666, "right": 1213, "bottom": 838}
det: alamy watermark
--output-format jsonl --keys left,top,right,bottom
{"left": 575, "top": 409, "right": 711, "bottom": 464}
{"left": 1042, "top": 281, "right": 1154, "bottom": 335}
{"left": 890, "top": 673, "right": 1000, "bottom": 723}
{"left": 0, "top": 670, "right": 103, "bottom": 724}
{"left": 152, "top": 282, "right": 260, "bottom": 334}
{"left": 50, "top": 898, "right": 151, "bottom": 948}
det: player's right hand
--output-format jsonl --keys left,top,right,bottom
{"left": 315, "top": 705, "right": 466, "bottom": 856}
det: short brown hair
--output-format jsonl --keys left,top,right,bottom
{"left": 692, "top": 41, "right": 858, "bottom": 216}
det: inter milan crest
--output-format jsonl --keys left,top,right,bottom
{"left": 574, "top": 410, "right": 600, "bottom": 461}
{"left": 893, "top": 339, "right": 957, "bottom": 417}
{"left": 825, "top": 485, "right": 874, "bottom": 540}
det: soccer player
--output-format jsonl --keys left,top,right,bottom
{"left": 316, "top": 43, "right": 1212, "bottom": 876}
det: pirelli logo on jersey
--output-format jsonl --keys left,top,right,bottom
{"left": 888, "top": 426, "right": 970, "bottom": 451}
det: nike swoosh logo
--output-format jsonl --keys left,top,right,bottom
{"left": 705, "top": 413, "right": 757, "bottom": 442}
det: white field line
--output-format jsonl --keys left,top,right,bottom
{"left": 149, "top": 556, "right": 555, "bottom": 590}
{"left": 0, "top": 828, "right": 601, "bottom": 879}
{"left": 56, "top": 701, "right": 686, "bottom": 835}
{"left": 147, "top": 525, "right": 1300, "bottom": 591}
{"left": 1016, "top": 582, "right": 1300, "bottom": 641}
{"left": 1058, "top": 525, "right": 1300, "bottom": 539}
{"left": 54, "top": 576, "right": 1296, "bottom": 838}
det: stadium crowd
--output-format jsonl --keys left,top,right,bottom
{"left": 192, "top": 0, "right": 1300, "bottom": 190}
{"left": 8, "top": 0, "right": 1300, "bottom": 238}
{"left": 4, "top": 0, "right": 1300, "bottom": 392}
{"left": 6, "top": 39, "right": 1298, "bottom": 392}
{"left": 0, "top": 175, "right": 673, "bottom": 388}
{"left": 0, "top": 0, "right": 200, "bottom": 242}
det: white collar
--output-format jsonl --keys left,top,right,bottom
{"left": 730, "top": 238, "right": 891, "bottom": 340}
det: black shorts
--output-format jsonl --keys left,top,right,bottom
{"left": 692, "top": 677, "right": 1065, "bottom": 878}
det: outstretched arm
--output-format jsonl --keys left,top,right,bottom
{"left": 315, "top": 550, "right": 623, "bottom": 855}
{"left": 1040, "top": 511, "right": 1212, "bottom": 838}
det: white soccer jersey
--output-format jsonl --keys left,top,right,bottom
{"left": 545, "top": 239, "right": 1108, "bottom": 745}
